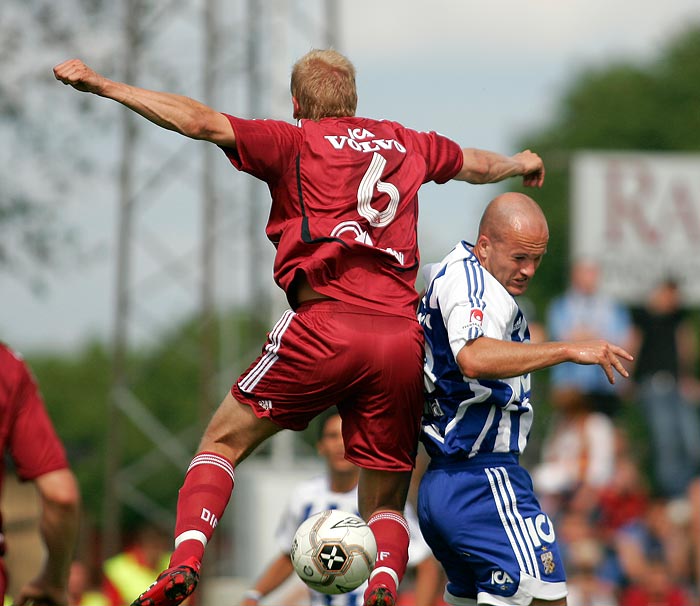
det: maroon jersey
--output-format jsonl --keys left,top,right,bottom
{"left": 0, "top": 344, "right": 69, "bottom": 537}
{"left": 220, "top": 115, "right": 463, "bottom": 317}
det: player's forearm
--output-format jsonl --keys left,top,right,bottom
{"left": 457, "top": 336, "right": 571, "bottom": 379}
{"left": 455, "top": 148, "right": 544, "bottom": 188}
{"left": 455, "top": 149, "right": 522, "bottom": 183}
{"left": 40, "top": 519, "right": 78, "bottom": 589}
{"left": 99, "top": 79, "right": 230, "bottom": 142}
{"left": 37, "top": 472, "right": 81, "bottom": 588}
{"left": 241, "top": 553, "right": 295, "bottom": 604}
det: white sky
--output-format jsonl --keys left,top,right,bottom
{"left": 2, "top": 0, "right": 699, "bottom": 352}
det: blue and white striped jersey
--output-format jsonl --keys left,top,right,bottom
{"left": 275, "top": 475, "right": 432, "bottom": 606}
{"left": 418, "top": 241, "right": 534, "bottom": 460}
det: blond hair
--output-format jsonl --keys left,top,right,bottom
{"left": 291, "top": 49, "right": 357, "bottom": 121}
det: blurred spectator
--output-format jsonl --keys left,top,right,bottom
{"left": 101, "top": 525, "right": 171, "bottom": 606}
{"left": 629, "top": 277, "right": 700, "bottom": 498}
{"left": 515, "top": 295, "right": 546, "bottom": 343}
{"left": 596, "top": 451, "right": 650, "bottom": 542}
{"left": 688, "top": 476, "right": 700, "bottom": 600}
{"left": 555, "top": 509, "right": 598, "bottom": 568}
{"left": 554, "top": 509, "right": 623, "bottom": 604}
{"left": 564, "top": 537, "right": 618, "bottom": 606}
{"left": 613, "top": 498, "right": 694, "bottom": 596}
{"left": 68, "top": 560, "right": 108, "bottom": 606}
{"left": 0, "top": 342, "right": 81, "bottom": 606}
{"left": 547, "top": 258, "right": 633, "bottom": 418}
{"left": 618, "top": 556, "right": 692, "bottom": 606}
{"left": 531, "top": 386, "right": 617, "bottom": 518}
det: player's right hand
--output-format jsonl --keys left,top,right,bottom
{"left": 53, "top": 59, "right": 105, "bottom": 95}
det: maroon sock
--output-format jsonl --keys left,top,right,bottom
{"left": 169, "top": 452, "right": 235, "bottom": 566}
{"left": 364, "top": 511, "right": 410, "bottom": 598}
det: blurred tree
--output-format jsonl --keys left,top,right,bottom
{"left": 27, "top": 341, "right": 110, "bottom": 520}
{"left": 0, "top": 0, "right": 119, "bottom": 286}
{"left": 504, "top": 24, "right": 700, "bottom": 461}
{"left": 514, "top": 23, "right": 700, "bottom": 313}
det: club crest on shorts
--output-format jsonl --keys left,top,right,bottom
{"left": 540, "top": 547, "right": 556, "bottom": 575}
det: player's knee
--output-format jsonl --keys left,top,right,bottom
{"left": 358, "top": 496, "right": 407, "bottom": 520}
{"left": 199, "top": 397, "right": 280, "bottom": 465}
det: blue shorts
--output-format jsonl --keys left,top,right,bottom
{"left": 417, "top": 454, "right": 567, "bottom": 606}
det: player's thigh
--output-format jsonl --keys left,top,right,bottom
{"left": 200, "top": 391, "right": 282, "bottom": 465}
{"left": 340, "top": 313, "right": 424, "bottom": 473}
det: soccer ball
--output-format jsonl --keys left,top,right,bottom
{"left": 291, "top": 509, "right": 377, "bottom": 594}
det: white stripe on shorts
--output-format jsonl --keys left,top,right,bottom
{"left": 495, "top": 466, "right": 540, "bottom": 578}
{"left": 238, "top": 309, "right": 295, "bottom": 392}
{"left": 484, "top": 466, "right": 540, "bottom": 579}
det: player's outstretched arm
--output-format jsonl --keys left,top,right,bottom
{"left": 53, "top": 59, "right": 236, "bottom": 148}
{"left": 457, "top": 336, "right": 633, "bottom": 384}
{"left": 239, "top": 552, "right": 295, "bottom": 605}
{"left": 455, "top": 148, "right": 545, "bottom": 187}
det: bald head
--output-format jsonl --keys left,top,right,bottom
{"left": 478, "top": 192, "right": 548, "bottom": 243}
{"left": 475, "top": 193, "right": 549, "bottom": 295}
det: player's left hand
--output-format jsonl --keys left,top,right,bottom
{"left": 570, "top": 340, "right": 633, "bottom": 384}
{"left": 514, "top": 149, "right": 545, "bottom": 188}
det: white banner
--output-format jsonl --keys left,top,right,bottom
{"left": 571, "top": 152, "right": 700, "bottom": 305}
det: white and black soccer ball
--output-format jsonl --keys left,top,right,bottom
{"left": 291, "top": 509, "right": 377, "bottom": 594}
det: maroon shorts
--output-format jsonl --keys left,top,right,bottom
{"left": 0, "top": 557, "right": 5, "bottom": 605}
{"left": 231, "top": 299, "right": 424, "bottom": 471}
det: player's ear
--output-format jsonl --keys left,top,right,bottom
{"left": 292, "top": 96, "right": 301, "bottom": 119}
{"left": 475, "top": 234, "right": 490, "bottom": 263}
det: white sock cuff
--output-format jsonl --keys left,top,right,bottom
{"left": 369, "top": 566, "right": 400, "bottom": 588}
{"left": 187, "top": 452, "right": 235, "bottom": 484}
{"left": 367, "top": 511, "right": 410, "bottom": 538}
{"left": 174, "top": 529, "right": 208, "bottom": 549}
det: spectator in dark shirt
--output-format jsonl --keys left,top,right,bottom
{"left": 630, "top": 278, "right": 700, "bottom": 498}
